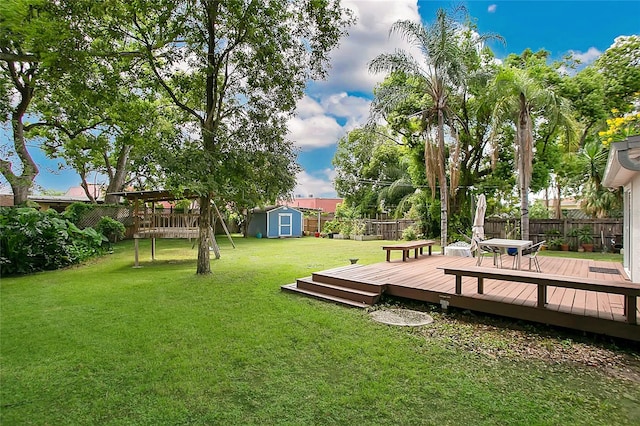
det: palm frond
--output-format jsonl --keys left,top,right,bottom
{"left": 387, "top": 177, "right": 414, "bottom": 200}
{"left": 368, "top": 50, "right": 424, "bottom": 77}
{"left": 448, "top": 125, "right": 461, "bottom": 195}
{"left": 424, "top": 130, "right": 438, "bottom": 194}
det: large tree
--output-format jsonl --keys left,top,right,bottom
{"left": 0, "top": 0, "right": 91, "bottom": 204}
{"left": 333, "top": 125, "right": 414, "bottom": 217}
{"left": 559, "top": 66, "right": 607, "bottom": 147}
{"left": 596, "top": 35, "right": 640, "bottom": 113}
{"left": 109, "top": 0, "right": 352, "bottom": 274}
{"left": 1, "top": 0, "right": 159, "bottom": 204}
{"left": 36, "top": 74, "right": 179, "bottom": 204}
{"left": 491, "top": 65, "right": 575, "bottom": 239}
{"left": 368, "top": 8, "right": 497, "bottom": 247}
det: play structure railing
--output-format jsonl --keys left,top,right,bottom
{"left": 136, "top": 212, "right": 200, "bottom": 231}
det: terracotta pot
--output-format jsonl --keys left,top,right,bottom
{"left": 582, "top": 243, "right": 594, "bottom": 252}
{"left": 560, "top": 243, "right": 569, "bottom": 251}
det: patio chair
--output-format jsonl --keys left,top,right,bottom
{"left": 513, "top": 240, "right": 545, "bottom": 272}
{"left": 473, "top": 237, "right": 502, "bottom": 267}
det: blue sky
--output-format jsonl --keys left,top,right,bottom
{"left": 2, "top": 1, "right": 639, "bottom": 197}
{"left": 294, "top": 0, "right": 640, "bottom": 198}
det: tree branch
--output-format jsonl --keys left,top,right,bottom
{"left": 0, "top": 52, "right": 38, "bottom": 61}
{"left": 131, "top": 11, "right": 203, "bottom": 125}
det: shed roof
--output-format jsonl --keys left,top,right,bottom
{"left": 251, "top": 205, "right": 301, "bottom": 214}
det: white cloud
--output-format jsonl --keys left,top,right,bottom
{"left": 320, "top": 92, "right": 370, "bottom": 128}
{"left": 569, "top": 46, "right": 602, "bottom": 66}
{"left": 294, "top": 169, "right": 337, "bottom": 198}
{"left": 313, "top": 0, "right": 421, "bottom": 94}
{"left": 487, "top": 4, "right": 497, "bottom": 13}
{"left": 288, "top": 114, "right": 344, "bottom": 150}
{"left": 295, "top": 96, "right": 326, "bottom": 119}
{"left": 290, "top": 0, "right": 421, "bottom": 198}
{"left": 288, "top": 93, "right": 371, "bottom": 150}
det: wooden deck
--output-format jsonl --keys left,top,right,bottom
{"left": 283, "top": 254, "right": 640, "bottom": 341}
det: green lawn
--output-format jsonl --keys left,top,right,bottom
{"left": 1, "top": 237, "right": 638, "bottom": 425}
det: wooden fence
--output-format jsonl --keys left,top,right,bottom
{"left": 302, "top": 217, "right": 418, "bottom": 240}
{"left": 303, "top": 217, "right": 331, "bottom": 235}
{"left": 303, "top": 216, "right": 623, "bottom": 246}
{"left": 77, "top": 206, "right": 133, "bottom": 228}
{"left": 369, "top": 220, "right": 417, "bottom": 240}
{"left": 484, "top": 218, "right": 623, "bottom": 250}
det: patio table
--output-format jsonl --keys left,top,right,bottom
{"left": 480, "top": 238, "right": 532, "bottom": 270}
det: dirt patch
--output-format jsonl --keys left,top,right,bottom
{"left": 370, "top": 309, "right": 434, "bottom": 326}
{"left": 369, "top": 299, "right": 640, "bottom": 384}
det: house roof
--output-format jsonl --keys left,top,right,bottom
{"left": 284, "top": 197, "right": 343, "bottom": 213}
{"left": 603, "top": 135, "right": 640, "bottom": 188}
{"left": 29, "top": 195, "right": 103, "bottom": 204}
{"left": 64, "top": 184, "right": 104, "bottom": 199}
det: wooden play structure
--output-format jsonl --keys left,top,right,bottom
{"left": 109, "top": 190, "right": 234, "bottom": 267}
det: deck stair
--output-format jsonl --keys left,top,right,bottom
{"left": 281, "top": 265, "right": 385, "bottom": 308}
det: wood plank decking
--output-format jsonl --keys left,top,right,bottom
{"left": 282, "top": 254, "right": 640, "bottom": 341}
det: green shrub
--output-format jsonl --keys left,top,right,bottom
{"left": 352, "top": 220, "right": 366, "bottom": 235}
{"left": 0, "top": 207, "right": 106, "bottom": 276}
{"left": 339, "top": 220, "right": 353, "bottom": 236}
{"left": 63, "top": 202, "right": 95, "bottom": 224}
{"left": 173, "top": 199, "right": 192, "bottom": 213}
{"left": 402, "top": 225, "right": 418, "bottom": 241}
{"left": 322, "top": 219, "right": 340, "bottom": 234}
{"left": 530, "top": 200, "right": 551, "bottom": 219}
{"left": 95, "top": 217, "right": 126, "bottom": 242}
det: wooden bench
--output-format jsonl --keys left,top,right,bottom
{"left": 383, "top": 240, "right": 435, "bottom": 262}
{"left": 441, "top": 266, "right": 640, "bottom": 325}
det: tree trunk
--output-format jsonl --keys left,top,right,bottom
{"left": 104, "top": 144, "right": 133, "bottom": 204}
{"left": 0, "top": 90, "right": 39, "bottom": 206}
{"left": 10, "top": 180, "right": 33, "bottom": 206}
{"left": 0, "top": 169, "right": 37, "bottom": 206}
{"left": 243, "top": 209, "right": 251, "bottom": 237}
{"left": 437, "top": 108, "right": 448, "bottom": 249}
{"left": 79, "top": 169, "right": 97, "bottom": 203}
{"left": 196, "top": 194, "right": 212, "bottom": 274}
{"left": 518, "top": 97, "right": 530, "bottom": 241}
{"left": 555, "top": 182, "right": 562, "bottom": 219}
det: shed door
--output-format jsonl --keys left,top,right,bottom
{"left": 279, "top": 213, "right": 293, "bottom": 237}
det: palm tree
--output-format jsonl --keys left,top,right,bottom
{"left": 579, "top": 139, "right": 619, "bottom": 217}
{"left": 368, "top": 8, "right": 468, "bottom": 248}
{"left": 491, "top": 66, "right": 575, "bottom": 239}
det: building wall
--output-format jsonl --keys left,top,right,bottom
{"left": 627, "top": 175, "right": 640, "bottom": 282}
{"left": 0, "top": 194, "right": 13, "bottom": 207}
{"left": 247, "top": 212, "right": 267, "bottom": 237}
{"left": 286, "top": 198, "right": 343, "bottom": 214}
{"left": 266, "top": 207, "right": 302, "bottom": 238}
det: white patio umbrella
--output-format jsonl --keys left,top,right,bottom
{"left": 470, "top": 194, "right": 487, "bottom": 252}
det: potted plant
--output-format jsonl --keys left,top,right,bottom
{"left": 549, "top": 237, "right": 567, "bottom": 251}
{"left": 577, "top": 226, "right": 594, "bottom": 252}
{"left": 334, "top": 220, "right": 352, "bottom": 239}
{"left": 322, "top": 220, "right": 339, "bottom": 238}
{"left": 544, "top": 229, "right": 560, "bottom": 250}
{"left": 350, "top": 220, "right": 369, "bottom": 241}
